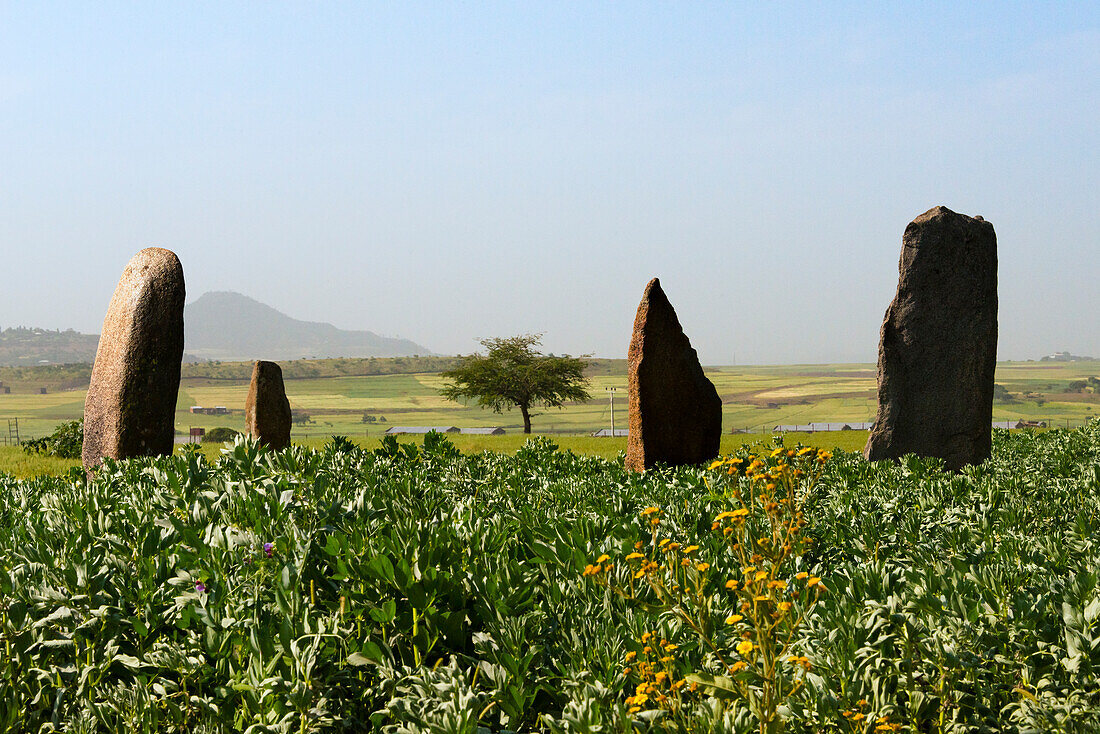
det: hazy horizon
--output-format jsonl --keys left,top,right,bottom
{"left": 3, "top": 4, "right": 1098, "bottom": 363}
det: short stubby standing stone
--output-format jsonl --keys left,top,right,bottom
{"left": 625, "top": 278, "right": 722, "bottom": 472}
{"left": 864, "top": 206, "right": 998, "bottom": 471}
{"left": 83, "top": 248, "right": 186, "bottom": 471}
{"left": 245, "top": 360, "right": 292, "bottom": 450}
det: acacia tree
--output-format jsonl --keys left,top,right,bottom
{"left": 440, "top": 334, "right": 591, "bottom": 434}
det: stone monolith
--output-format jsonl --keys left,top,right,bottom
{"left": 864, "top": 206, "right": 998, "bottom": 471}
{"left": 83, "top": 248, "right": 185, "bottom": 471}
{"left": 625, "top": 278, "right": 722, "bottom": 472}
{"left": 245, "top": 360, "right": 292, "bottom": 450}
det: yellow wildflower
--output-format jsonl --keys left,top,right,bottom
{"left": 725, "top": 614, "right": 743, "bottom": 625}
{"left": 736, "top": 640, "right": 754, "bottom": 657}
{"left": 641, "top": 506, "right": 660, "bottom": 516}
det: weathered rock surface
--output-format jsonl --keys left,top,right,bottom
{"left": 245, "top": 360, "right": 292, "bottom": 450}
{"left": 864, "top": 206, "right": 998, "bottom": 471}
{"left": 83, "top": 248, "right": 185, "bottom": 471}
{"left": 626, "top": 278, "right": 722, "bottom": 472}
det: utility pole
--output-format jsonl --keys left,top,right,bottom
{"left": 606, "top": 387, "right": 618, "bottom": 436}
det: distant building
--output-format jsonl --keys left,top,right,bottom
{"left": 384, "top": 426, "right": 460, "bottom": 435}
{"left": 460, "top": 427, "right": 506, "bottom": 435}
{"left": 591, "top": 428, "right": 629, "bottom": 437}
{"left": 773, "top": 422, "right": 874, "bottom": 433}
{"left": 189, "top": 405, "right": 230, "bottom": 415}
{"left": 37, "top": 387, "right": 47, "bottom": 395}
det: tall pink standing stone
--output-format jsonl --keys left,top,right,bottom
{"left": 82, "top": 248, "right": 185, "bottom": 471}
{"left": 864, "top": 206, "right": 998, "bottom": 471}
{"left": 625, "top": 278, "right": 722, "bottom": 472}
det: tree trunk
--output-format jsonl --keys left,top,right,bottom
{"left": 520, "top": 403, "right": 532, "bottom": 434}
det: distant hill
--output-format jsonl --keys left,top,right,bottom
{"left": 0, "top": 327, "right": 99, "bottom": 366}
{"left": 183, "top": 291, "right": 432, "bottom": 361}
{"left": 0, "top": 292, "right": 433, "bottom": 366}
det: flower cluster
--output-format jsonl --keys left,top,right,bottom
{"left": 842, "top": 700, "right": 902, "bottom": 732}
{"left": 621, "top": 632, "right": 696, "bottom": 714}
{"left": 584, "top": 444, "right": 833, "bottom": 731}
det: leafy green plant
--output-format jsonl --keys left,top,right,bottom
{"left": 20, "top": 418, "right": 83, "bottom": 458}
{"left": 0, "top": 422, "right": 1098, "bottom": 731}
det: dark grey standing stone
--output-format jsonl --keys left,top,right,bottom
{"left": 864, "top": 206, "right": 998, "bottom": 471}
{"left": 626, "top": 278, "right": 722, "bottom": 472}
{"left": 245, "top": 360, "right": 292, "bottom": 450}
{"left": 83, "top": 248, "right": 185, "bottom": 471}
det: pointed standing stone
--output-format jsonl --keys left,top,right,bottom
{"left": 83, "top": 248, "right": 185, "bottom": 471}
{"left": 626, "top": 278, "right": 722, "bottom": 472}
{"left": 245, "top": 360, "right": 292, "bottom": 450}
{"left": 864, "top": 206, "right": 998, "bottom": 471}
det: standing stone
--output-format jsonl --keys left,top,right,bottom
{"left": 864, "top": 206, "right": 998, "bottom": 471}
{"left": 83, "top": 248, "right": 185, "bottom": 471}
{"left": 626, "top": 278, "right": 722, "bottom": 472}
{"left": 245, "top": 360, "right": 292, "bottom": 450}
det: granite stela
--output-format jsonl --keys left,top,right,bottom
{"left": 245, "top": 360, "right": 292, "bottom": 451}
{"left": 626, "top": 278, "right": 722, "bottom": 472}
{"left": 865, "top": 206, "right": 998, "bottom": 471}
{"left": 83, "top": 248, "right": 186, "bottom": 471}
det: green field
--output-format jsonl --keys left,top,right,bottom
{"left": 1, "top": 359, "right": 1097, "bottom": 445}
{"left": 0, "top": 431, "right": 872, "bottom": 479}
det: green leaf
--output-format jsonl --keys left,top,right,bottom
{"left": 684, "top": 673, "right": 742, "bottom": 700}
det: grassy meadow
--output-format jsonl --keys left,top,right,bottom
{"left": 0, "top": 431, "right": 872, "bottom": 479}
{"left": 1, "top": 359, "right": 1097, "bottom": 450}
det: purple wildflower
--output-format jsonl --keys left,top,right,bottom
{"left": 264, "top": 542, "right": 274, "bottom": 558}
{"left": 195, "top": 581, "right": 207, "bottom": 593}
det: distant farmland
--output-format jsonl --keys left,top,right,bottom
{"left": 0, "top": 357, "right": 1097, "bottom": 442}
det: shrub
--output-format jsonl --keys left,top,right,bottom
{"left": 201, "top": 426, "right": 241, "bottom": 443}
{"left": 20, "top": 419, "right": 83, "bottom": 458}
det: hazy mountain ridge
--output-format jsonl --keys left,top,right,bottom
{"left": 0, "top": 292, "right": 433, "bottom": 365}
{"left": 183, "top": 291, "right": 432, "bottom": 361}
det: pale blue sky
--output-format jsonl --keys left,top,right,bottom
{"left": 2, "top": 3, "right": 1097, "bottom": 363}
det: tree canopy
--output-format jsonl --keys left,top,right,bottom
{"left": 439, "top": 335, "right": 591, "bottom": 433}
